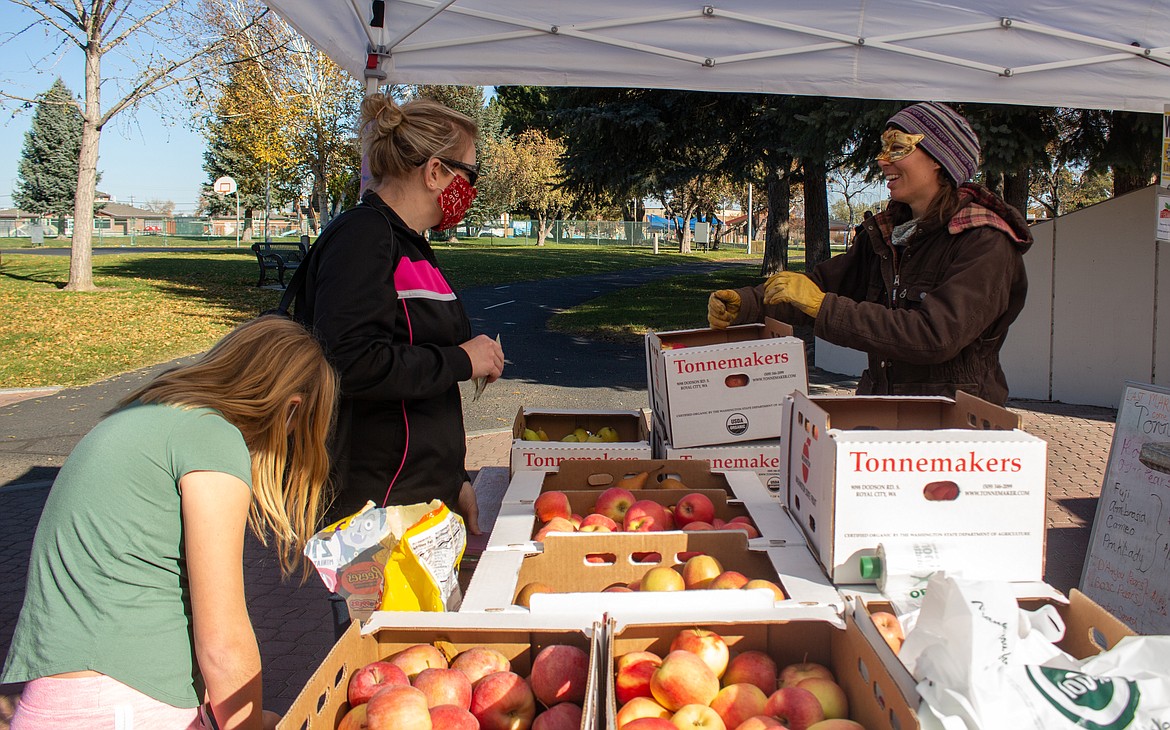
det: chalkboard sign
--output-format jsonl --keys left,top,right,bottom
{"left": 1080, "top": 382, "right": 1170, "bottom": 634}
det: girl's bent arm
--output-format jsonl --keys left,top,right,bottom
{"left": 181, "top": 470, "right": 265, "bottom": 730}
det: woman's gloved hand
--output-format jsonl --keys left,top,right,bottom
{"left": 763, "top": 272, "right": 825, "bottom": 318}
{"left": 707, "top": 289, "right": 741, "bottom": 329}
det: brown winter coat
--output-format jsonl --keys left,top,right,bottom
{"left": 731, "top": 183, "right": 1033, "bottom": 406}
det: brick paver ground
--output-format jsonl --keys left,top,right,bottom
{"left": 0, "top": 388, "right": 1118, "bottom": 726}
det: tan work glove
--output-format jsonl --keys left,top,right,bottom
{"left": 707, "top": 289, "right": 741, "bottom": 329}
{"left": 763, "top": 272, "right": 825, "bottom": 318}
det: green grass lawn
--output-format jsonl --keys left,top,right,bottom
{"left": 0, "top": 241, "right": 758, "bottom": 388}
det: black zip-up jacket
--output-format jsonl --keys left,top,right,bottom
{"left": 297, "top": 193, "right": 473, "bottom": 516}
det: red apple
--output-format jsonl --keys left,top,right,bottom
{"left": 412, "top": 667, "right": 472, "bottom": 710}
{"left": 708, "top": 571, "right": 749, "bottom": 590}
{"left": 451, "top": 646, "right": 511, "bottom": 684}
{"left": 726, "top": 515, "right": 754, "bottom": 525}
{"left": 532, "top": 702, "right": 583, "bottom": 730}
{"left": 670, "top": 628, "right": 729, "bottom": 679}
{"left": 871, "top": 610, "right": 905, "bottom": 654}
{"left": 624, "top": 500, "right": 671, "bottom": 532}
{"left": 615, "top": 650, "right": 663, "bottom": 705}
{"left": 604, "top": 584, "right": 634, "bottom": 592}
{"left": 682, "top": 521, "right": 714, "bottom": 531}
{"left": 534, "top": 516, "right": 577, "bottom": 541}
{"left": 623, "top": 719, "right": 678, "bottom": 730}
{"left": 681, "top": 555, "right": 724, "bottom": 589}
{"left": 807, "top": 721, "right": 866, "bottom": 730}
{"left": 708, "top": 683, "right": 766, "bottom": 729}
{"left": 594, "top": 487, "right": 637, "bottom": 522}
{"left": 349, "top": 660, "right": 410, "bottom": 706}
{"left": 389, "top": 644, "right": 448, "bottom": 681}
{"left": 616, "top": 696, "right": 671, "bottom": 728}
{"left": 723, "top": 651, "right": 777, "bottom": 695}
{"left": 639, "top": 566, "right": 685, "bottom": 591}
{"left": 777, "top": 662, "right": 834, "bottom": 688}
{"left": 796, "top": 678, "right": 848, "bottom": 719}
{"left": 742, "top": 579, "right": 786, "bottom": 602}
{"left": 650, "top": 650, "right": 720, "bottom": 712}
{"left": 580, "top": 513, "right": 618, "bottom": 532}
{"left": 725, "top": 522, "right": 760, "bottom": 538}
{"left": 711, "top": 518, "right": 726, "bottom": 529}
{"left": 763, "top": 686, "right": 825, "bottom": 730}
{"left": 337, "top": 704, "right": 368, "bottom": 730}
{"left": 670, "top": 703, "right": 727, "bottom": 728}
{"left": 471, "top": 671, "right": 536, "bottom": 730}
{"left": 734, "top": 716, "right": 786, "bottom": 730}
{"left": 530, "top": 643, "right": 589, "bottom": 707}
{"left": 674, "top": 493, "right": 716, "bottom": 527}
{"left": 366, "top": 684, "right": 431, "bottom": 730}
{"left": 535, "top": 491, "right": 572, "bottom": 522}
{"left": 429, "top": 704, "right": 478, "bottom": 730}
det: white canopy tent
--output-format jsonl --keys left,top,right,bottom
{"left": 264, "top": 0, "right": 1170, "bottom": 113}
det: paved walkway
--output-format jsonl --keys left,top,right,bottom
{"left": 0, "top": 264, "right": 1121, "bottom": 724}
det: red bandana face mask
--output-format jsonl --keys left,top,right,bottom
{"left": 434, "top": 173, "right": 477, "bottom": 231}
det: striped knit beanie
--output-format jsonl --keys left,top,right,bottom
{"left": 887, "top": 102, "right": 980, "bottom": 185}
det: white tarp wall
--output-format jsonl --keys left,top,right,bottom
{"left": 265, "top": 1, "right": 1170, "bottom": 113}
{"left": 818, "top": 186, "right": 1168, "bottom": 408}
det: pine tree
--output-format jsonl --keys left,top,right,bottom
{"left": 15, "top": 79, "right": 83, "bottom": 234}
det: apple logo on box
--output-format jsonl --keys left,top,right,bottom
{"left": 725, "top": 413, "right": 748, "bottom": 436}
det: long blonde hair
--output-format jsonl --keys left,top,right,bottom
{"left": 359, "top": 94, "right": 478, "bottom": 188}
{"left": 121, "top": 316, "right": 339, "bottom": 579}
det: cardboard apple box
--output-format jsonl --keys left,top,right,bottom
{"left": 784, "top": 391, "right": 1049, "bottom": 583}
{"left": 652, "top": 415, "right": 786, "bottom": 500}
{"left": 461, "top": 531, "right": 842, "bottom": 616}
{"left": 646, "top": 318, "right": 808, "bottom": 448}
{"left": 493, "top": 458, "right": 807, "bottom": 548}
{"left": 277, "top": 612, "right": 602, "bottom": 730}
{"left": 511, "top": 407, "right": 651, "bottom": 474}
{"left": 846, "top": 588, "right": 1135, "bottom": 728}
{"left": 604, "top": 612, "right": 917, "bottom": 730}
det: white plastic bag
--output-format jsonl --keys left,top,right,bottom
{"left": 906, "top": 574, "right": 1170, "bottom": 729}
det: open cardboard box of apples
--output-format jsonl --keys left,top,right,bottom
{"left": 605, "top": 611, "right": 917, "bottom": 730}
{"left": 462, "top": 530, "right": 843, "bottom": 617}
{"left": 845, "top": 587, "right": 1136, "bottom": 718}
{"left": 276, "top": 612, "right": 602, "bottom": 730}
{"left": 492, "top": 460, "right": 807, "bottom": 550}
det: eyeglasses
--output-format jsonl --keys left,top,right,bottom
{"left": 876, "top": 129, "right": 926, "bottom": 162}
{"left": 437, "top": 157, "right": 479, "bottom": 187}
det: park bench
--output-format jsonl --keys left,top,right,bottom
{"left": 250, "top": 236, "right": 310, "bottom": 288}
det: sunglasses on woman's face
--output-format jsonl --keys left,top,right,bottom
{"left": 437, "top": 157, "right": 479, "bottom": 187}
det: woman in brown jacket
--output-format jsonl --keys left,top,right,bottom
{"left": 708, "top": 101, "right": 1032, "bottom": 406}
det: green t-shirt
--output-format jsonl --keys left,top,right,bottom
{"left": 1, "top": 403, "right": 253, "bottom": 707}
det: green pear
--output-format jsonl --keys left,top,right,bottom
{"left": 596, "top": 426, "right": 620, "bottom": 443}
{"left": 586, "top": 434, "right": 605, "bottom": 442}
{"left": 537, "top": 428, "right": 550, "bottom": 441}
{"left": 562, "top": 433, "right": 579, "bottom": 442}
{"left": 522, "top": 428, "right": 541, "bottom": 442}
{"left": 573, "top": 427, "right": 590, "bottom": 443}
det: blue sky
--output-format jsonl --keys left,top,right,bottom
{"left": 0, "top": 5, "right": 208, "bottom": 214}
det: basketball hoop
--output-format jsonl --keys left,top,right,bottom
{"left": 214, "top": 176, "right": 238, "bottom": 195}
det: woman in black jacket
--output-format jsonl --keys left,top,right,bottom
{"left": 298, "top": 95, "right": 504, "bottom": 532}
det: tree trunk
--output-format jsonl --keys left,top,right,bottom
{"left": 536, "top": 213, "right": 548, "bottom": 246}
{"left": 803, "top": 157, "right": 831, "bottom": 271}
{"left": 66, "top": 46, "right": 103, "bottom": 291}
{"left": 1002, "top": 169, "right": 1030, "bottom": 216}
{"left": 243, "top": 211, "right": 254, "bottom": 242}
{"left": 761, "top": 162, "right": 792, "bottom": 276}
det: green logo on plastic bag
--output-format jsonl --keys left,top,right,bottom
{"left": 1025, "top": 665, "right": 1140, "bottom": 730}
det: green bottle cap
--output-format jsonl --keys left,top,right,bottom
{"left": 859, "top": 555, "right": 882, "bottom": 580}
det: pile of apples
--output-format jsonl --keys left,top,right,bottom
{"left": 614, "top": 628, "right": 865, "bottom": 730}
{"left": 532, "top": 488, "right": 761, "bottom": 538}
{"left": 521, "top": 425, "right": 621, "bottom": 442}
{"left": 339, "top": 641, "right": 589, "bottom": 730}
